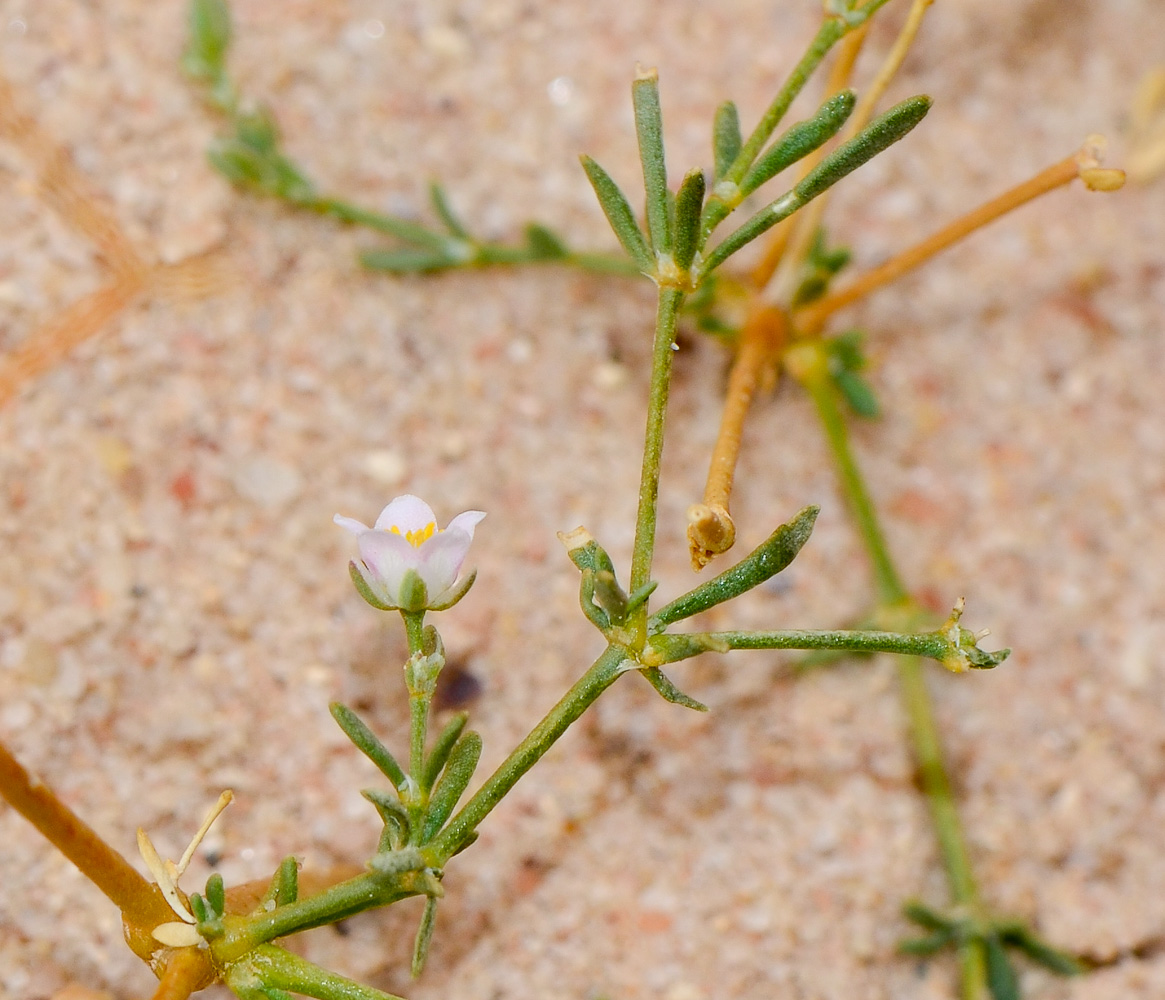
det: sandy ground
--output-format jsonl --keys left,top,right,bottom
{"left": 1, "top": 1, "right": 1164, "bottom": 998}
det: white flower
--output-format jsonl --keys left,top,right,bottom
{"left": 335, "top": 495, "right": 485, "bottom": 612}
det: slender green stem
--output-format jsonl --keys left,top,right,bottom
{"left": 794, "top": 344, "right": 907, "bottom": 606}
{"left": 427, "top": 645, "right": 627, "bottom": 862}
{"left": 629, "top": 288, "right": 685, "bottom": 609}
{"left": 403, "top": 612, "right": 428, "bottom": 788}
{"left": 653, "top": 627, "right": 975, "bottom": 663}
{"left": 212, "top": 869, "right": 427, "bottom": 961}
{"left": 794, "top": 341, "right": 988, "bottom": 998}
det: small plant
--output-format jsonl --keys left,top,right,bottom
{"left": 0, "top": 1, "right": 1131, "bottom": 998}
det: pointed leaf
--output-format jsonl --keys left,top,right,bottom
{"left": 632, "top": 66, "right": 670, "bottom": 254}
{"left": 740, "top": 90, "right": 856, "bottom": 197}
{"left": 712, "top": 101, "right": 742, "bottom": 181}
{"left": 642, "top": 667, "right": 708, "bottom": 711}
{"left": 421, "top": 712, "right": 469, "bottom": 792}
{"left": 422, "top": 731, "right": 483, "bottom": 841}
{"left": 1001, "top": 925, "right": 1083, "bottom": 976}
{"left": 795, "top": 95, "right": 932, "bottom": 202}
{"left": 580, "top": 155, "right": 654, "bottom": 274}
{"left": 429, "top": 182, "right": 471, "bottom": 239}
{"left": 985, "top": 935, "right": 1021, "bottom": 1000}
{"left": 524, "top": 223, "right": 569, "bottom": 260}
{"left": 650, "top": 506, "right": 819, "bottom": 629}
{"left": 330, "top": 703, "right": 407, "bottom": 790}
{"left": 411, "top": 896, "right": 439, "bottom": 977}
{"left": 672, "top": 168, "right": 706, "bottom": 273}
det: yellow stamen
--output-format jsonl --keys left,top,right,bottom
{"left": 389, "top": 522, "right": 437, "bottom": 547}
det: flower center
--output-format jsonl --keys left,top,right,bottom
{"left": 390, "top": 521, "right": 437, "bottom": 547}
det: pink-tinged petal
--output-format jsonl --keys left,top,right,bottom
{"left": 357, "top": 529, "right": 420, "bottom": 604}
{"left": 373, "top": 495, "right": 437, "bottom": 534}
{"left": 446, "top": 509, "right": 486, "bottom": 540}
{"left": 415, "top": 528, "right": 474, "bottom": 599}
{"left": 334, "top": 514, "right": 372, "bottom": 535}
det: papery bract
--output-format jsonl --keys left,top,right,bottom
{"left": 335, "top": 494, "right": 485, "bottom": 612}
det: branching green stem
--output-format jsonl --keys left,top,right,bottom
{"left": 791, "top": 339, "right": 990, "bottom": 999}
{"left": 629, "top": 288, "right": 686, "bottom": 612}
{"left": 427, "top": 645, "right": 627, "bottom": 862}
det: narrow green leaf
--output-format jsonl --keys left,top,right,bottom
{"left": 421, "top": 712, "right": 469, "bottom": 792}
{"left": 699, "top": 189, "right": 803, "bottom": 276}
{"left": 411, "top": 896, "right": 439, "bottom": 977}
{"left": 898, "top": 928, "right": 956, "bottom": 956}
{"left": 712, "top": 101, "right": 742, "bottom": 181}
{"left": 672, "top": 168, "right": 706, "bottom": 273}
{"left": 362, "top": 788, "right": 411, "bottom": 847}
{"left": 524, "top": 223, "right": 569, "bottom": 260}
{"left": 642, "top": 667, "right": 708, "bottom": 711}
{"left": 795, "top": 95, "right": 932, "bottom": 203}
{"left": 902, "top": 901, "right": 955, "bottom": 932}
{"left": 330, "top": 702, "right": 408, "bottom": 790}
{"left": 205, "top": 872, "right": 226, "bottom": 918}
{"left": 1001, "top": 926, "right": 1083, "bottom": 976}
{"left": 984, "top": 935, "right": 1021, "bottom": 1000}
{"left": 183, "top": 0, "right": 232, "bottom": 85}
{"left": 632, "top": 66, "right": 670, "bottom": 253}
{"left": 740, "top": 90, "right": 856, "bottom": 197}
{"left": 253, "top": 856, "right": 300, "bottom": 913}
{"left": 650, "top": 506, "right": 819, "bottom": 629}
{"left": 834, "top": 369, "right": 880, "bottom": 418}
{"left": 360, "top": 248, "right": 463, "bottom": 273}
{"left": 422, "top": 731, "right": 483, "bottom": 841}
{"left": 580, "top": 155, "right": 654, "bottom": 274}
{"left": 190, "top": 893, "right": 210, "bottom": 924}
{"left": 429, "top": 182, "right": 471, "bottom": 239}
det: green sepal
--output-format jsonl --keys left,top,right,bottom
{"left": 428, "top": 182, "right": 470, "bottom": 239}
{"left": 427, "top": 568, "right": 477, "bottom": 612}
{"left": 641, "top": 667, "right": 708, "bottom": 712}
{"left": 347, "top": 561, "right": 395, "bottom": 611}
{"left": 672, "top": 168, "right": 706, "bottom": 274}
{"left": 712, "top": 101, "right": 742, "bottom": 181}
{"left": 411, "top": 896, "right": 439, "bottom": 978}
{"left": 397, "top": 570, "right": 429, "bottom": 613}
{"left": 330, "top": 702, "right": 408, "bottom": 790}
{"left": 421, "top": 711, "right": 469, "bottom": 792}
{"left": 422, "top": 731, "right": 483, "bottom": 841}
{"left": 984, "top": 934, "right": 1020, "bottom": 1000}
{"left": 523, "top": 223, "right": 569, "bottom": 261}
{"left": 794, "top": 95, "right": 932, "bottom": 203}
{"left": 632, "top": 68, "right": 671, "bottom": 254}
{"left": 362, "top": 788, "right": 411, "bottom": 848}
{"left": 650, "top": 506, "right": 819, "bottom": 630}
{"left": 740, "top": 90, "right": 856, "bottom": 197}
{"left": 580, "top": 155, "right": 654, "bottom": 275}
{"left": 205, "top": 872, "right": 226, "bottom": 918}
